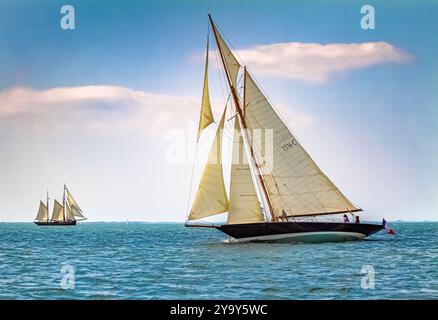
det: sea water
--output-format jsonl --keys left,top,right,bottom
{"left": 0, "top": 222, "right": 436, "bottom": 299}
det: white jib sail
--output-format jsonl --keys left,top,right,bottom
{"left": 66, "top": 188, "right": 86, "bottom": 220}
{"left": 188, "top": 107, "right": 229, "bottom": 220}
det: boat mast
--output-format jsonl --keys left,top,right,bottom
{"left": 208, "top": 14, "right": 277, "bottom": 222}
{"left": 63, "top": 183, "right": 66, "bottom": 222}
{"left": 241, "top": 66, "right": 271, "bottom": 222}
{"left": 46, "top": 189, "right": 49, "bottom": 222}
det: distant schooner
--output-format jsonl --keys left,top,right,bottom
{"left": 185, "top": 14, "right": 384, "bottom": 243}
{"left": 34, "top": 184, "right": 87, "bottom": 226}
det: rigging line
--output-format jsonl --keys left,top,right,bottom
{"left": 213, "top": 32, "right": 230, "bottom": 114}
{"left": 222, "top": 98, "right": 236, "bottom": 141}
{"left": 211, "top": 20, "right": 246, "bottom": 70}
{"left": 213, "top": 46, "right": 237, "bottom": 145}
{"left": 226, "top": 74, "right": 245, "bottom": 121}
{"left": 211, "top": 33, "right": 235, "bottom": 143}
{"left": 185, "top": 141, "right": 199, "bottom": 221}
{"left": 271, "top": 177, "right": 293, "bottom": 221}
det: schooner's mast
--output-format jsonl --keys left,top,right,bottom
{"left": 63, "top": 183, "right": 66, "bottom": 222}
{"left": 46, "top": 189, "right": 49, "bottom": 222}
{"left": 208, "top": 14, "right": 277, "bottom": 222}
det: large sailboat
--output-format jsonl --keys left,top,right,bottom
{"left": 185, "top": 15, "right": 384, "bottom": 243}
{"left": 34, "top": 184, "right": 87, "bottom": 226}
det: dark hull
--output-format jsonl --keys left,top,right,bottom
{"left": 215, "top": 221, "right": 384, "bottom": 243}
{"left": 34, "top": 221, "right": 76, "bottom": 226}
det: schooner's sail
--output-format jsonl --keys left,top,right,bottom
{"left": 227, "top": 119, "right": 264, "bottom": 224}
{"left": 35, "top": 201, "right": 48, "bottom": 222}
{"left": 51, "top": 200, "right": 64, "bottom": 221}
{"left": 243, "top": 71, "right": 360, "bottom": 218}
{"left": 65, "top": 204, "right": 75, "bottom": 222}
{"left": 188, "top": 107, "right": 229, "bottom": 220}
{"left": 197, "top": 37, "right": 214, "bottom": 140}
{"left": 66, "top": 188, "right": 86, "bottom": 220}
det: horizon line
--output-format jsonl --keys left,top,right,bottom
{"left": 1, "top": 219, "right": 437, "bottom": 223}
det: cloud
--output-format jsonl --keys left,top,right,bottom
{"left": 231, "top": 41, "right": 411, "bottom": 83}
{"left": 0, "top": 86, "right": 202, "bottom": 136}
{"left": 0, "top": 85, "right": 312, "bottom": 137}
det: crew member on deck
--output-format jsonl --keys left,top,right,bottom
{"left": 343, "top": 214, "right": 350, "bottom": 223}
{"left": 281, "top": 210, "right": 287, "bottom": 222}
{"left": 355, "top": 216, "right": 361, "bottom": 224}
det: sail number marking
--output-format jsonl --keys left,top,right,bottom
{"left": 280, "top": 139, "right": 298, "bottom": 152}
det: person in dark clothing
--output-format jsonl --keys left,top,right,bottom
{"left": 281, "top": 210, "right": 287, "bottom": 222}
{"left": 355, "top": 216, "right": 360, "bottom": 224}
{"left": 343, "top": 214, "right": 350, "bottom": 223}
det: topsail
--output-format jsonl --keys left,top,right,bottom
{"left": 197, "top": 36, "right": 215, "bottom": 140}
{"left": 210, "top": 18, "right": 241, "bottom": 87}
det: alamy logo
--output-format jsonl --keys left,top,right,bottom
{"left": 360, "top": 265, "right": 375, "bottom": 289}
{"left": 164, "top": 125, "right": 274, "bottom": 174}
{"left": 60, "top": 264, "right": 75, "bottom": 289}
{"left": 60, "top": 5, "right": 75, "bottom": 30}
{"left": 361, "top": 5, "right": 375, "bottom": 30}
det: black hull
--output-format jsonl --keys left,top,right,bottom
{"left": 34, "top": 221, "right": 77, "bottom": 226}
{"left": 215, "top": 222, "right": 384, "bottom": 243}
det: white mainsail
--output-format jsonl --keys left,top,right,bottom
{"left": 66, "top": 188, "right": 86, "bottom": 220}
{"left": 35, "top": 201, "right": 48, "bottom": 221}
{"left": 197, "top": 37, "right": 214, "bottom": 140}
{"left": 51, "top": 200, "right": 64, "bottom": 221}
{"left": 188, "top": 107, "right": 229, "bottom": 220}
{"left": 227, "top": 119, "right": 264, "bottom": 224}
{"left": 243, "top": 71, "right": 359, "bottom": 218}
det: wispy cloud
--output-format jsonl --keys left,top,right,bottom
{"left": 0, "top": 86, "right": 198, "bottom": 136}
{"left": 224, "top": 41, "right": 411, "bottom": 83}
{"left": 0, "top": 85, "right": 312, "bottom": 137}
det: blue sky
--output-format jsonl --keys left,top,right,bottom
{"left": 0, "top": 0, "right": 437, "bottom": 221}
